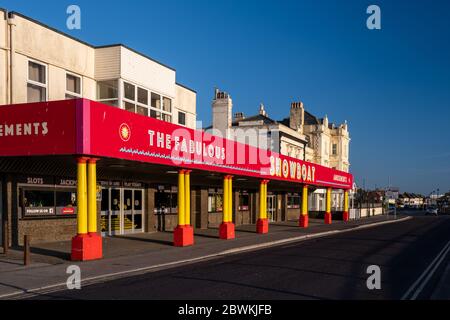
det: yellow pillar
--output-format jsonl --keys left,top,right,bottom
{"left": 259, "top": 181, "right": 264, "bottom": 219}
{"left": 178, "top": 170, "right": 186, "bottom": 226}
{"left": 263, "top": 181, "right": 267, "bottom": 219}
{"left": 87, "top": 159, "right": 98, "bottom": 234}
{"left": 344, "top": 190, "right": 349, "bottom": 212}
{"left": 326, "top": 188, "right": 332, "bottom": 213}
{"left": 223, "top": 176, "right": 229, "bottom": 223}
{"left": 185, "top": 170, "right": 191, "bottom": 226}
{"left": 228, "top": 176, "right": 233, "bottom": 223}
{"left": 302, "top": 185, "right": 308, "bottom": 216}
{"left": 77, "top": 158, "right": 88, "bottom": 235}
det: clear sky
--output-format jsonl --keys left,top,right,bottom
{"left": 2, "top": 0, "right": 449, "bottom": 195}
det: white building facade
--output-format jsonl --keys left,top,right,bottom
{"left": 208, "top": 89, "right": 351, "bottom": 213}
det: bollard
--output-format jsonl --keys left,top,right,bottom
{"left": 24, "top": 235, "right": 31, "bottom": 266}
{"left": 2, "top": 221, "right": 7, "bottom": 255}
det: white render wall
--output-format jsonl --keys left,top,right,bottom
{"left": 121, "top": 46, "right": 176, "bottom": 99}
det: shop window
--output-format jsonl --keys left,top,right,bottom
{"left": 97, "top": 80, "right": 119, "bottom": 107}
{"left": 21, "top": 187, "right": 77, "bottom": 218}
{"left": 238, "top": 194, "right": 249, "bottom": 211}
{"left": 178, "top": 111, "right": 186, "bottom": 126}
{"left": 23, "top": 189, "right": 54, "bottom": 208}
{"left": 208, "top": 193, "right": 223, "bottom": 213}
{"left": 27, "top": 60, "right": 47, "bottom": 103}
{"left": 287, "top": 194, "right": 301, "bottom": 209}
{"left": 66, "top": 73, "right": 82, "bottom": 99}
{"left": 155, "top": 189, "right": 178, "bottom": 214}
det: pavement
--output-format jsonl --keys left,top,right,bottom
{"left": 0, "top": 214, "right": 409, "bottom": 299}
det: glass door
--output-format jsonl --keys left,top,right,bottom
{"left": 110, "top": 188, "right": 122, "bottom": 235}
{"left": 267, "top": 195, "right": 276, "bottom": 222}
{"left": 100, "top": 188, "right": 110, "bottom": 236}
{"left": 100, "top": 187, "right": 145, "bottom": 236}
{"left": 133, "top": 189, "right": 144, "bottom": 233}
{"left": 123, "top": 189, "right": 134, "bottom": 234}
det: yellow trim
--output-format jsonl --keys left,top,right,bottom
{"left": 228, "top": 177, "right": 233, "bottom": 223}
{"left": 326, "top": 188, "right": 332, "bottom": 213}
{"left": 263, "top": 182, "right": 267, "bottom": 219}
{"left": 302, "top": 185, "right": 308, "bottom": 216}
{"left": 77, "top": 160, "right": 88, "bottom": 234}
{"left": 259, "top": 182, "right": 264, "bottom": 219}
{"left": 344, "top": 190, "right": 349, "bottom": 212}
{"left": 223, "top": 177, "right": 229, "bottom": 223}
{"left": 185, "top": 171, "right": 191, "bottom": 226}
{"left": 87, "top": 160, "right": 97, "bottom": 233}
{"left": 178, "top": 171, "right": 185, "bottom": 226}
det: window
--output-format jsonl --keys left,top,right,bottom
{"left": 287, "top": 194, "right": 301, "bottom": 209}
{"left": 332, "top": 143, "right": 337, "bottom": 155}
{"left": 21, "top": 187, "right": 77, "bottom": 217}
{"left": 151, "top": 93, "right": 161, "bottom": 110}
{"left": 163, "top": 97, "right": 172, "bottom": 113}
{"left": 97, "top": 80, "right": 119, "bottom": 107}
{"left": 123, "top": 82, "right": 150, "bottom": 116}
{"left": 178, "top": 111, "right": 186, "bottom": 126}
{"left": 238, "top": 193, "right": 249, "bottom": 211}
{"left": 208, "top": 193, "right": 223, "bottom": 213}
{"left": 66, "top": 73, "right": 82, "bottom": 99}
{"left": 27, "top": 61, "right": 47, "bottom": 103}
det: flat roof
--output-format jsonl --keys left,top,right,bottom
{"left": 4, "top": 9, "right": 196, "bottom": 91}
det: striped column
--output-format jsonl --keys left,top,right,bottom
{"left": 325, "top": 187, "right": 332, "bottom": 224}
{"left": 343, "top": 190, "right": 349, "bottom": 222}
{"left": 174, "top": 169, "right": 194, "bottom": 246}
{"left": 219, "top": 175, "right": 235, "bottom": 239}
{"left": 257, "top": 180, "right": 269, "bottom": 234}
{"left": 299, "top": 185, "right": 309, "bottom": 228}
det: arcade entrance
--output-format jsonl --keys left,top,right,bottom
{"left": 100, "top": 187, "right": 144, "bottom": 236}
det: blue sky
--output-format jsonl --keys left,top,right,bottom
{"left": 2, "top": 0, "right": 449, "bottom": 194}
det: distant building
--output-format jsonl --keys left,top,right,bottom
{"left": 398, "top": 193, "right": 425, "bottom": 209}
{"left": 207, "top": 88, "right": 351, "bottom": 211}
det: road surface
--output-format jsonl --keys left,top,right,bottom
{"left": 30, "top": 212, "right": 450, "bottom": 300}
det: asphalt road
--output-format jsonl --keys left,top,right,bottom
{"left": 31, "top": 211, "right": 450, "bottom": 300}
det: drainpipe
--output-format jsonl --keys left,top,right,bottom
{"left": 7, "top": 12, "right": 15, "bottom": 104}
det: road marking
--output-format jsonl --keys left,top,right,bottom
{"left": 0, "top": 216, "right": 411, "bottom": 299}
{"left": 401, "top": 238, "right": 450, "bottom": 300}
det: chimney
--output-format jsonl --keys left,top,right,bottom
{"left": 259, "top": 103, "right": 267, "bottom": 116}
{"left": 212, "top": 88, "right": 233, "bottom": 138}
{"left": 234, "top": 112, "right": 245, "bottom": 122}
{"left": 289, "top": 101, "right": 304, "bottom": 131}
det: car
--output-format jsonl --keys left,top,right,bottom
{"left": 426, "top": 206, "right": 439, "bottom": 216}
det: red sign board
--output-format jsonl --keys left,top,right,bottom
{"left": 0, "top": 100, "right": 77, "bottom": 156}
{"left": 0, "top": 99, "right": 353, "bottom": 189}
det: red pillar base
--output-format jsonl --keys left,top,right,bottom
{"left": 173, "top": 225, "right": 194, "bottom": 247}
{"left": 324, "top": 212, "right": 332, "bottom": 224}
{"left": 343, "top": 211, "right": 349, "bottom": 222}
{"left": 256, "top": 218, "right": 269, "bottom": 234}
{"left": 219, "top": 222, "right": 235, "bottom": 240}
{"left": 299, "top": 215, "right": 309, "bottom": 228}
{"left": 71, "top": 233, "right": 103, "bottom": 261}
